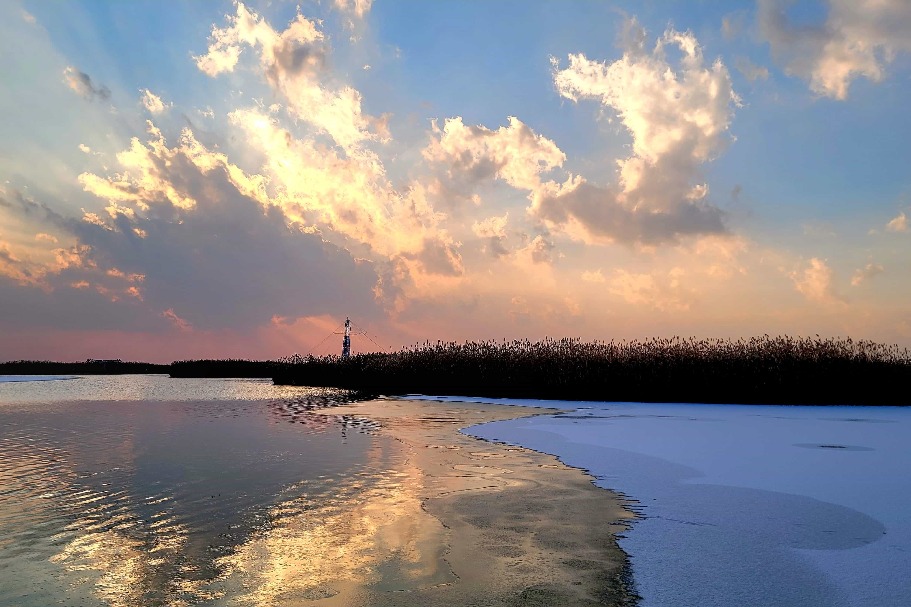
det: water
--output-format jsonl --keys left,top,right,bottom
{"left": 465, "top": 399, "right": 911, "bottom": 607}
{"left": 9, "top": 379, "right": 908, "bottom": 606}
{"left": 0, "top": 376, "right": 416, "bottom": 606}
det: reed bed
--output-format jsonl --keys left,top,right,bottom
{"left": 272, "top": 335, "right": 911, "bottom": 405}
{"left": 168, "top": 358, "right": 279, "bottom": 378}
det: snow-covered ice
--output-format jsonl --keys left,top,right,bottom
{"left": 460, "top": 400, "right": 911, "bottom": 607}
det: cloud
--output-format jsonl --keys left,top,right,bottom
{"left": 721, "top": 12, "right": 746, "bottom": 40}
{"left": 0, "top": 240, "right": 36, "bottom": 285}
{"left": 524, "top": 234, "right": 556, "bottom": 265}
{"left": 735, "top": 57, "right": 770, "bottom": 82}
{"left": 0, "top": 272, "right": 161, "bottom": 333}
{"left": 1, "top": 189, "right": 68, "bottom": 229}
{"left": 758, "top": 0, "right": 911, "bottom": 99}
{"left": 532, "top": 179, "right": 726, "bottom": 246}
{"left": 544, "top": 20, "right": 737, "bottom": 245}
{"left": 607, "top": 267, "right": 692, "bottom": 311}
{"left": 227, "top": 108, "right": 451, "bottom": 271}
{"left": 886, "top": 211, "right": 907, "bottom": 232}
{"left": 161, "top": 308, "right": 192, "bottom": 332}
{"left": 472, "top": 213, "right": 509, "bottom": 257}
{"left": 195, "top": 2, "right": 385, "bottom": 152}
{"left": 851, "top": 262, "right": 884, "bottom": 286}
{"left": 789, "top": 257, "right": 842, "bottom": 304}
{"left": 690, "top": 234, "right": 748, "bottom": 278}
{"left": 423, "top": 116, "right": 565, "bottom": 193}
{"left": 63, "top": 67, "right": 111, "bottom": 101}
{"left": 402, "top": 237, "right": 464, "bottom": 277}
{"left": 3, "top": 122, "right": 385, "bottom": 332}
{"left": 334, "top": 0, "right": 372, "bottom": 19}
{"left": 140, "top": 89, "right": 171, "bottom": 114}
{"left": 472, "top": 213, "right": 508, "bottom": 239}
{"left": 581, "top": 269, "right": 606, "bottom": 283}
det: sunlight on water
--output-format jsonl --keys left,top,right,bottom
{"left": 0, "top": 375, "right": 322, "bottom": 405}
{"left": 0, "top": 376, "right": 448, "bottom": 606}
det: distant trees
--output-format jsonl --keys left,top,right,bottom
{"left": 0, "top": 360, "right": 168, "bottom": 375}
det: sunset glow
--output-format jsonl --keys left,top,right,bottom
{"left": 2, "top": 0, "right": 910, "bottom": 361}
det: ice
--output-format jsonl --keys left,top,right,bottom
{"left": 0, "top": 375, "right": 78, "bottom": 382}
{"left": 466, "top": 401, "right": 911, "bottom": 607}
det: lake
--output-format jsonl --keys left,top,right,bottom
{"left": 6, "top": 376, "right": 907, "bottom": 606}
{"left": 0, "top": 375, "right": 407, "bottom": 606}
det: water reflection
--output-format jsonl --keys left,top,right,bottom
{"left": 0, "top": 375, "right": 354, "bottom": 405}
{"left": 0, "top": 378, "right": 429, "bottom": 606}
{"left": 215, "top": 441, "right": 453, "bottom": 606}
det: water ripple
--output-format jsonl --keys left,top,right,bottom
{"left": 0, "top": 380, "right": 393, "bottom": 607}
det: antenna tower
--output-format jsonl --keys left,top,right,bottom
{"left": 342, "top": 317, "right": 351, "bottom": 358}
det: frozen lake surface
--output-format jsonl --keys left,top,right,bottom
{"left": 0, "top": 375, "right": 79, "bottom": 383}
{"left": 447, "top": 397, "right": 911, "bottom": 607}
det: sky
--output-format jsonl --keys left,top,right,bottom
{"left": 1, "top": 0, "right": 910, "bottom": 362}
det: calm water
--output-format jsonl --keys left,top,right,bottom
{"left": 0, "top": 376, "right": 412, "bottom": 606}
{"left": 465, "top": 398, "right": 911, "bottom": 607}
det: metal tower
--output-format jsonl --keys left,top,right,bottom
{"left": 342, "top": 317, "right": 351, "bottom": 358}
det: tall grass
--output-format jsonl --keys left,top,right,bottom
{"left": 169, "top": 359, "right": 279, "bottom": 378}
{"left": 272, "top": 335, "right": 911, "bottom": 405}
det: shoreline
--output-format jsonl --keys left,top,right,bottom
{"left": 311, "top": 397, "right": 638, "bottom": 606}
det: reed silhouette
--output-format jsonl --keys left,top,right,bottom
{"left": 169, "top": 358, "right": 279, "bottom": 378}
{"left": 5, "top": 336, "right": 908, "bottom": 405}
{"left": 272, "top": 335, "right": 911, "bottom": 405}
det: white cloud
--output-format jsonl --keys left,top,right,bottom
{"left": 472, "top": 214, "right": 509, "bottom": 239}
{"left": 759, "top": 0, "right": 911, "bottom": 99}
{"left": 541, "top": 20, "right": 738, "bottom": 245}
{"left": 886, "top": 211, "right": 907, "bottom": 232}
{"left": 140, "top": 89, "right": 171, "bottom": 114}
{"left": 553, "top": 24, "right": 737, "bottom": 168}
{"left": 789, "top": 258, "right": 842, "bottom": 304}
{"left": 851, "top": 262, "right": 884, "bottom": 286}
{"left": 195, "top": 2, "right": 385, "bottom": 153}
{"left": 423, "top": 116, "right": 565, "bottom": 193}
{"left": 228, "top": 109, "right": 443, "bottom": 261}
{"left": 334, "top": 0, "right": 372, "bottom": 19}
{"left": 471, "top": 213, "right": 510, "bottom": 258}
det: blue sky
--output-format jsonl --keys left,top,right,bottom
{"left": 1, "top": 0, "right": 910, "bottom": 361}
